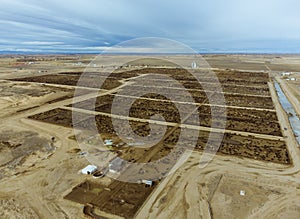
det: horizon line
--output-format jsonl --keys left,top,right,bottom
{"left": 1, "top": 51, "right": 300, "bottom": 56}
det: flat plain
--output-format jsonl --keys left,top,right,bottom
{"left": 0, "top": 54, "right": 300, "bottom": 219}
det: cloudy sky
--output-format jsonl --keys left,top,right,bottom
{"left": 1, "top": 0, "right": 300, "bottom": 53}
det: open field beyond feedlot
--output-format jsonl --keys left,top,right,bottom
{"left": 0, "top": 55, "right": 300, "bottom": 219}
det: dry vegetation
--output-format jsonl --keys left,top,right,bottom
{"left": 1, "top": 55, "right": 299, "bottom": 219}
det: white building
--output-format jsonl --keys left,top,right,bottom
{"left": 286, "top": 78, "right": 296, "bottom": 81}
{"left": 104, "top": 139, "right": 113, "bottom": 146}
{"left": 191, "top": 61, "right": 197, "bottom": 69}
{"left": 282, "top": 72, "right": 291, "bottom": 76}
{"left": 240, "top": 190, "right": 246, "bottom": 196}
{"left": 81, "top": 165, "right": 97, "bottom": 175}
{"left": 142, "top": 180, "right": 154, "bottom": 187}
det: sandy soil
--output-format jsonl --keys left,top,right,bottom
{"left": 0, "top": 54, "right": 300, "bottom": 219}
